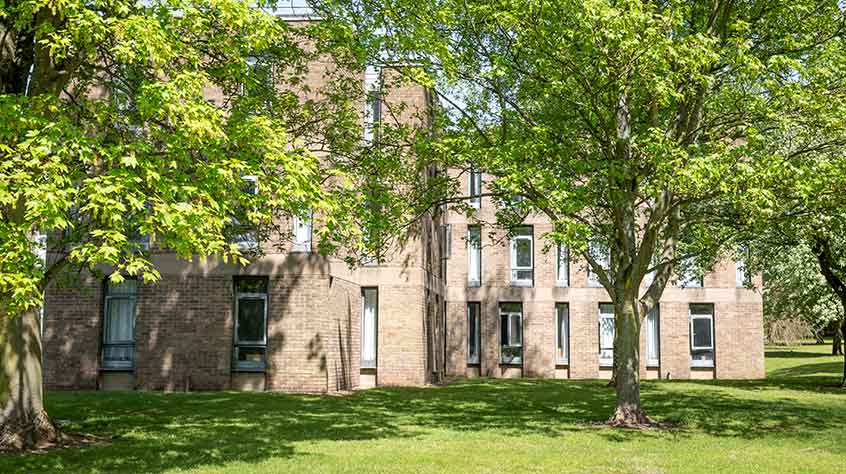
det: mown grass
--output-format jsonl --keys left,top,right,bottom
{"left": 1, "top": 344, "right": 843, "bottom": 473}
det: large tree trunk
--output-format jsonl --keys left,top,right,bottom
{"left": 0, "top": 310, "right": 58, "bottom": 451}
{"left": 608, "top": 296, "right": 652, "bottom": 426}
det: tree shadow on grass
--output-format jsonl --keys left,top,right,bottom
{"left": 2, "top": 362, "right": 845, "bottom": 472}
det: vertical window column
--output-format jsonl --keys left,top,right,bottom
{"left": 468, "top": 225, "right": 481, "bottom": 287}
{"left": 233, "top": 277, "right": 268, "bottom": 371}
{"left": 467, "top": 303, "right": 481, "bottom": 364}
{"left": 102, "top": 279, "right": 137, "bottom": 370}
{"left": 361, "top": 288, "right": 379, "bottom": 369}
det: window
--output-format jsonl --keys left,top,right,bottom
{"left": 599, "top": 303, "right": 615, "bottom": 367}
{"left": 690, "top": 304, "right": 715, "bottom": 367}
{"left": 736, "top": 247, "right": 751, "bottom": 287}
{"left": 555, "top": 303, "right": 569, "bottom": 365}
{"left": 361, "top": 287, "right": 378, "bottom": 369}
{"left": 468, "top": 169, "right": 482, "bottom": 209}
{"left": 441, "top": 224, "right": 452, "bottom": 259}
{"left": 467, "top": 303, "right": 481, "bottom": 364}
{"left": 645, "top": 306, "right": 660, "bottom": 367}
{"left": 499, "top": 303, "right": 523, "bottom": 364}
{"left": 468, "top": 225, "right": 481, "bottom": 287}
{"left": 292, "top": 210, "right": 312, "bottom": 252}
{"left": 509, "top": 227, "right": 533, "bottom": 286}
{"left": 363, "top": 66, "right": 381, "bottom": 144}
{"left": 232, "top": 176, "right": 259, "bottom": 251}
{"left": 678, "top": 258, "right": 703, "bottom": 288}
{"left": 233, "top": 277, "right": 268, "bottom": 371}
{"left": 102, "top": 279, "right": 137, "bottom": 369}
{"left": 588, "top": 241, "right": 610, "bottom": 288}
{"left": 556, "top": 243, "right": 570, "bottom": 287}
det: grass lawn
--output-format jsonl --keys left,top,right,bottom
{"left": 2, "top": 344, "right": 844, "bottom": 474}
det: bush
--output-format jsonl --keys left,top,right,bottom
{"left": 766, "top": 318, "right": 813, "bottom": 347}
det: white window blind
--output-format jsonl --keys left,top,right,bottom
{"left": 468, "top": 225, "right": 481, "bottom": 286}
{"left": 361, "top": 288, "right": 379, "bottom": 369}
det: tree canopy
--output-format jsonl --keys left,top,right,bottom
{"left": 0, "top": 0, "right": 433, "bottom": 448}
{"left": 318, "top": 0, "right": 846, "bottom": 423}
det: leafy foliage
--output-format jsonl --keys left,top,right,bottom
{"left": 0, "top": 0, "right": 432, "bottom": 316}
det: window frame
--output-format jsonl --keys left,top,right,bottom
{"left": 467, "top": 225, "right": 481, "bottom": 287}
{"left": 101, "top": 278, "right": 137, "bottom": 370}
{"left": 361, "top": 287, "right": 379, "bottom": 369}
{"left": 509, "top": 227, "right": 534, "bottom": 287}
{"left": 467, "top": 302, "right": 481, "bottom": 364}
{"left": 645, "top": 306, "right": 660, "bottom": 367}
{"left": 587, "top": 241, "right": 610, "bottom": 288}
{"left": 292, "top": 209, "right": 313, "bottom": 252}
{"left": 363, "top": 66, "right": 382, "bottom": 144}
{"left": 555, "top": 303, "right": 569, "bottom": 365}
{"left": 678, "top": 257, "right": 704, "bottom": 288}
{"left": 689, "top": 304, "right": 715, "bottom": 368}
{"left": 233, "top": 175, "right": 259, "bottom": 251}
{"left": 233, "top": 277, "right": 269, "bottom": 372}
{"left": 499, "top": 303, "right": 523, "bottom": 364}
{"left": 736, "top": 247, "right": 752, "bottom": 288}
{"left": 556, "top": 243, "right": 570, "bottom": 287}
{"left": 468, "top": 169, "right": 482, "bottom": 209}
{"left": 598, "top": 303, "right": 615, "bottom": 367}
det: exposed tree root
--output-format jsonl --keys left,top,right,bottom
{"left": 0, "top": 409, "right": 60, "bottom": 452}
{"left": 605, "top": 407, "right": 677, "bottom": 429}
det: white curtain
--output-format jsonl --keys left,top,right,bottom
{"left": 106, "top": 298, "right": 134, "bottom": 343}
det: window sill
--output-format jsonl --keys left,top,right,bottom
{"left": 554, "top": 282, "right": 569, "bottom": 288}
{"left": 555, "top": 361, "right": 569, "bottom": 367}
{"left": 509, "top": 281, "right": 533, "bottom": 288}
{"left": 467, "top": 281, "right": 481, "bottom": 288}
{"left": 466, "top": 361, "right": 481, "bottom": 366}
{"left": 499, "top": 361, "right": 523, "bottom": 366}
{"left": 231, "top": 368, "right": 267, "bottom": 373}
{"left": 690, "top": 363, "right": 715, "bottom": 369}
{"left": 99, "top": 367, "right": 134, "bottom": 373}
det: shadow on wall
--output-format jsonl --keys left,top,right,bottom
{"left": 44, "top": 251, "right": 359, "bottom": 394}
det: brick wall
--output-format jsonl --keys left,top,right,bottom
{"left": 43, "top": 276, "right": 101, "bottom": 390}
{"left": 135, "top": 275, "right": 233, "bottom": 391}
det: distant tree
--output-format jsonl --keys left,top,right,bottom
{"left": 758, "top": 244, "right": 842, "bottom": 350}
{"left": 320, "top": 0, "right": 846, "bottom": 423}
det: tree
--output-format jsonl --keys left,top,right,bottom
{"left": 758, "top": 243, "right": 841, "bottom": 350}
{"left": 319, "top": 0, "right": 846, "bottom": 424}
{"left": 0, "top": 0, "right": 424, "bottom": 449}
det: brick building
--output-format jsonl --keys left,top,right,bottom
{"left": 41, "top": 15, "right": 764, "bottom": 394}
